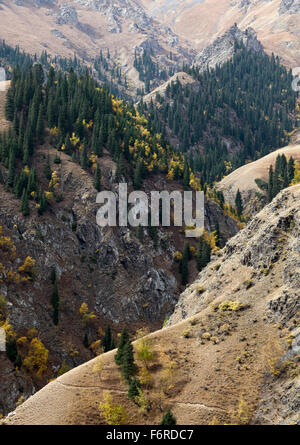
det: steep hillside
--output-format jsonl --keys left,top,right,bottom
{"left": 0, "top": 0, "right": 194, "bottom": 96}
{"left": 139, "top": 42, "right": 298, "bottom": 187}
{"left": 0, "top": 58, "right": 239, "bottom": 416}
{"left": 3, "top": 185, "right": 300, "bottom": 425}
{"left": 142, "top": 0, "right": 300, "bottom": 68}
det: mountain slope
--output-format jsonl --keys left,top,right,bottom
{"left": 4, "top": 185, "right": 300, "bottom": 425}
{"left": 0, "top": 52, "right": 239, "bottom": 416}
{"left": 142, "top": 0, "right": 300, "bottom": 68}
{"left": 0, "top": 0, "right": 193, "bottom": 96}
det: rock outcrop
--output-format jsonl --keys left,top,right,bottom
{"left": 279, "top": 0, "right": 300, "bottom": 15}
{"left": 194, "top": 25, "right": 264, "bottom": 71}
{"left": 168, "top": 185, "right": 300, "bottom": 326}
{"left": 56, "top": 3, "right": 78, "bottom": 26}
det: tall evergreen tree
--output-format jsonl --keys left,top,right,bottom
{"left": 268, "top": 165, "right": 274, "bottom": 203}
{"left": 235, "top": 189, "right": 243, "bottom": 217}
{"left": 121, "top": 340, "right": 136, "bottom": 384}
{"left": 115, "top": 328, "right": 130, "bottom": 366}
{"left": 36, "top": 103, "right": 45, "bottom": 144}
{"left": 103, "top": 325, "right": 115, "bottom": 352}
{"left": 21, "top": 188, "right": 29, "bottom": 216}
{"left": 93, "top": 162, "right": 101, "bottom": 192}
{"left": 161, "top": 409, "right": 177, "bottom": 425}
{"left": 128, "top": 377, "right": 141, "bottom": 401}
{"left": 44, "top": 154, "right": 52, "bottom": 180}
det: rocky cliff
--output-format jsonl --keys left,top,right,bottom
{"left": 194, "top": 25, "right": 263, "bottom": 71}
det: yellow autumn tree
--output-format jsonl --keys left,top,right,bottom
{"left": 23, "top": 337, "right": 49, "bottom": 377}
{"left": 291, "top": 161, "right": 300, "bottom": 185}
{"left": 99, "top": 391, "right": 128, "bottom": 425}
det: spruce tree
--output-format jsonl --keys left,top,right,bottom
{"left": 128, "top": 377, "right": 141, "bottom": 401}
{"left": 183, "top": 160, "right": 190, "bottom": 190}
{"left": 115, "top": 328, "right": 130, "bottom": 366}
{"left": 288, "top": 157, "right": 295, "bottom": 183}
{"left": 21, "top": 188, "right": 29, "bottom": 216}
{"left": 93, "top": 163, "right": 101, "bottom": 192}
{"left": 121, "top": 340, "right": 136, "bottom": 384}
{"left": 214, "top": 221, "right": 221, "bottom": 247}
{"left": 235, "top": 189, "right": 243, "bottom": 217}
{"left": 103, "top": 325, "right": 114, "bottom": 353}
{"left": 5, "top": 88, "right": 15, "bottom": 121}
{"left": 267, "top": 165, "right": 274, "bottom": 203}
{"left": 80, "top": 145, "right": 88, "bottom": 169}
{"left": 45, "top": 154, "right": 52, "bottom": 180}
{"left": 133, "top": 159, "right": 143, "bottom": 189}
{"left": 50, "top": 267, "right": 56, "bottom": 285}
{"left": 115, "top": 153, "right": 125, "bottom": 182}
{"left": 36, "top": 103, "right": 45, "bottom": 144}
{"left": 161, "top": 409, "right": 177, "bottom": 425}
{"left": 83, "top": 332, "right": 89, "bottom": 348}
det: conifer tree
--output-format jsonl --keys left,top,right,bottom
{"left": 183, "top": 160, "right": 190, "bottom": 190}
{"left": 115, "top": 328, "right": 130, "bottom": 366}
{"left": 36, "top": 103, "right": 45, "bottom": 144}
{"left": 6, "top": 149, "right": 16, "bottom": 188}
{"left": 121, "top": 340, "right": 136, "bottom": 384}
{"left": 133, "top": 159, "right": 143, "bottom": 189}
{"left": 288, "top": 157, "right": 295, "bottom": 183}
{"left": 128, "top": 377, "right": 141, "bottom": 401}
{"left": 235, "top": 189, "right": 243, "bottom": 217}
{"left": 214, "top": 221, "right": 221, "bottom": 247}
{"left": 50, "top": 267, "right": 56, "bottom": 285}
{"left": 180, "top": 249, "right": 189, "bottom": 285}
{"left": 161, "top": 409, "right": 177, "bottom": 425}
{"left": 45, "top": 154, "right": 52, "bottom": 180}
{"left": 267, "top": 165, "right": 274, "bottom": 202}
{"left": 93, "top": 162, "right": 101, "bottom": 192}
{"left": 103, "top": 325, "right": 114, "bottom": 353}
{"left": 37, "top": 192, "right": 48, "bottom": 215}
{"left": 115, "top": 153, "right": 125, "bottom": 182}
{"left": 5, "top": 88, "right": 15, "bottom": 121}
{"left": 80, "top": 145, "right": 88, "bottom": 169}
{"left": 83, "top": 332, "right": 89, "bottom": 348}
{"left": 21, "top": 188, "right": 29, "bottom": 216}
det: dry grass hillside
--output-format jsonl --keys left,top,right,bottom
{"left": 4, "top": 185, "right": 300, "bottom": 425}
{"left": 142, "top": 72, "right": 196, "bottom": 103}
{"left": 217, "top": 143, "right": 300, "bottom": 209}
